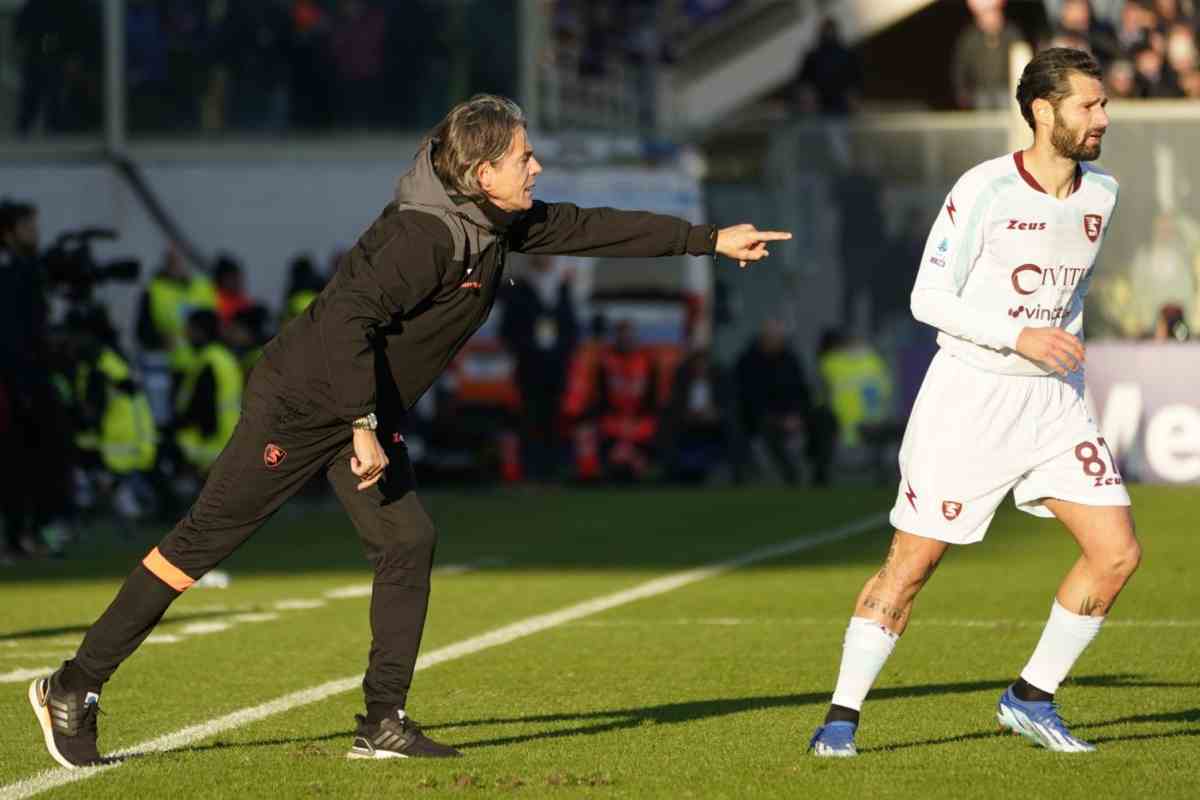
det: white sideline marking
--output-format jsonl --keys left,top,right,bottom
{"left": 273, "top": 599, "right": 326, "bottom": 611}
{"left": 0, "top": 512, "right": 887, "bottom": 800}
{"left": 322, "top": 584, "right": 372, "bottom": 599}
{"left": 0, "top": 668, "right": 55, "bottom": 684}
{"left": 230, "top": 613, "right": 280, "bottom": 624}
{"left": 144, "top": 635, "right": 182, "bottom": 644}
{"left": 178, "top": 622, "right": 231, "bottom": 636}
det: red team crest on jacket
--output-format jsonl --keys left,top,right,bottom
{"left": 264, "top": 443, "right": 287, "bottom": 469}
{"left": 942, "top": 501, "right": 963, "bottom": 521}
{"left": 1083, "top": 214, "right": 1102, "bottom": 242}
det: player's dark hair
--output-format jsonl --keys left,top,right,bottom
{"left": 1016, "top": 47, "right": 1103, "bottom": 131}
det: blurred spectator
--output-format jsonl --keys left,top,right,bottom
{"left": 1130, "top": 214, "right": 1196, "bottom": 335}
{"left": 213, "top": 254, "right": 253, "bottom": 326}
{"left": 220, "top": 1, "right": 292, "bottom": 132}
{"left": 577, "top": 319, "right": 661, "bottom": 481}
{"left": 173, "top": 309, "right": 244, "bottom": 475}
{"left": 735, "top": 319, "right": 834, "bottom": 486}
{"left": 226, "top": 305, "right": 272, "bottom": 375}
{"left": 67, "top": 306, "right": 159, "bottom": 522}
{"left": 288, "top": 0, "right": 335, "bottom": 129}
{"left": 1153, "top": 0, "right": 1194, "bottom": 34}
{"left": 659, "top": 348, "right": 738, "bottom": 484}
{"left": 816, "top": 328, "right": 896, "bottom": 448}
{"left": 500, "top": 255, "right": 580, "bottom": 481}
{"left": 127, "top": 0, "right": 174, "bottom": 132}
{"left": 1165, "top": 22, "right": 1199, "bottom": 75}
{"left": 330, "top": 0, "right": 388, "bottom": 129}
{"left": 1179, "top": 65, "right": 1200, "bottom": 94}
{"left": 1153, "top": 302, "right": 1191, "bottom": 341}
{"left": 0, "top": 200, "right": 54, "bottom": 560}
{"left": 1057, "top": 0, "right": 1122, "bottom": 64}
{"left": 282, "top": 254, "right": 327, "bottom": 323}
{"left": 1115, "top": 0, "right": 1158, "bottom": 52}
{"left": 15, "top": 0, "right": 102, "bottom": 135}
{"left": 1133, "top": 41, "right": 1184, "bottom": 94}
{"left": 1106, "top": 58, "right": 1140, "bottom": 95}
{"left": 952, "top": 0, "right": 1025, "bottom": 110}
{"left": 794, "top": 18, "right": 863, "bottom": 115}
{"left": 135, "top": 247, "right": 218, "bottom": 372}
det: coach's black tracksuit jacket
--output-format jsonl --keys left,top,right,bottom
{"left": 68, "top": 143, "right": 718, "bottom": 718}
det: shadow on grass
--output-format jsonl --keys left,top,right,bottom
{"left": 97, "top": 675, "right": 1199, "bottom": 764}
{"left": 0, "top": 610, "right": 246, "bottom": 641}
{"left": 429, "top": 674, "right": 1192, "bottom": 752}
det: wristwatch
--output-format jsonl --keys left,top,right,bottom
{"left": 351, "top": 412, "right": 378, "bottom": 431}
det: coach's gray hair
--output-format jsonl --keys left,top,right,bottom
{"left": 422, "top": 95, "right": 527, "bottom": 198}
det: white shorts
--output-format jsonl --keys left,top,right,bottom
{"left": 889, "top": 350, "right": 1131, "bottom": 545}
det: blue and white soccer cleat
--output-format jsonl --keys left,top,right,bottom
{"left": 996, "top": 686, "right": 1096, "bottom": 753}
{"left": 809, "top": 721, "right": 858, "bottom": 757}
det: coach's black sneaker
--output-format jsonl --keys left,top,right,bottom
{"left": 346, "top": 710, "right": 461, "bottom": 759}
{"left": 28, "top": 669, "right": 103, "bottom": 768}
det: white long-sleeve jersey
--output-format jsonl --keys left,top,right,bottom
{"left": 911, "top": 151, "right": 1118, "bottom": 376}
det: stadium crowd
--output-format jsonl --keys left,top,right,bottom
{"left": 953, "top": 0, "right": 1200, "bottom": 109}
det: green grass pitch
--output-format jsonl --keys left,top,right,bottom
{"left": 1, "top": 485, "right": 1197, "bottom": 798}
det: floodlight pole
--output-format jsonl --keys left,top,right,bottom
{"left": 104, "top": 0, "right": 127, "bottom": 154}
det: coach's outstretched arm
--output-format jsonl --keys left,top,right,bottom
{"left": 509, "top": 201, "right": 789, "bottom": 266}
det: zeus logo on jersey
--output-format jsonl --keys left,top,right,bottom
{"left": 1007, "top": 219, "right": 1047, "bottom": 231}
{"left": 1010, "top": 263, "right": 1086, "bottom": 295}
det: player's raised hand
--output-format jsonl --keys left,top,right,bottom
{"left": 715, "top": 224, "right": 792, "bottom": 268}
{"left": 351, "top": 428, "right": 389, "bottom": 491}
{"left": 1015, "top": 327, "right": 1085, "bottom": 376}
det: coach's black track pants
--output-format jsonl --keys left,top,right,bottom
{"left": 67, "top": 363, "right": 436, "bottom": 719}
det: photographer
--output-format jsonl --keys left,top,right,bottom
{"left": 0, "top": 201, "right": 56, "bottom": 560}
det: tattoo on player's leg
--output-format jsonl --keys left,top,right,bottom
{"left": 862, "top": 596, "right": 905, "bottom": 622}
{"left": 1078, "top": 595, "right": 1106, "bottom": 616}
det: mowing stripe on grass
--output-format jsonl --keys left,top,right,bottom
{"left": 0, "top": 511, "right": 887, "bottom": 800}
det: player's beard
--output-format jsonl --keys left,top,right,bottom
{"left": 1051, "top": 108, "right": 1102, "bottom": 162}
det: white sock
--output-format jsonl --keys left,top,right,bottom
{"left": 1020, "top": 600, "right": 1105, "bottom": 695}
{"left": 830, "top": 616, "right": 899, "bottom": 712}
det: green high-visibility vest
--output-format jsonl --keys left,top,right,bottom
{"left": 148, "top": 274, "right": 218, "bottom": 370}
{"left": 175, "top": 342, "right": 244, "bottom": 471}
{"left": 285, "top": 289, "right": 319, "bottom": 322}
{"left": 819, "top": 346, "right": 892, "bottom": 447}
{"left": 74, "top": 348, "right": 158, "bottom": 474}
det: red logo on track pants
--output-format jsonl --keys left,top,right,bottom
{"left": 264, "top": 443, "right": 287, "bottom": 468}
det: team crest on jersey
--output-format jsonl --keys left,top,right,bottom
{"left": 264, "top": 443, "right": 287, "bottom": 469}
{"left": 942, "top": 500, "right": 963, "bottom": 520}
{"left": 1083, "top": 214, "right": 1102, "bottom": 242}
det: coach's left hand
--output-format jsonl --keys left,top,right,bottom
{"left": 351, "top": 428, "right": 389, "bottom": 491}
{"left": 716, "top": 224, "right": 792, "bottom": 268}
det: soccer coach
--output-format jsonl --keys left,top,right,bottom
{"left": 30, "top": 94, "right": 791, "bottom": 766}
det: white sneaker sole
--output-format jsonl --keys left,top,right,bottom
{"left": 346, "top": 747, "right": 410, "bottom": 760}
{"left": 811, "top": 745, "right": 857, "bottom": 758}
{"left": 28, "top": 678, "right": 80, "bottom": 770}
{"left": 996, "top": 702, "right": 1095, "bottom": 753}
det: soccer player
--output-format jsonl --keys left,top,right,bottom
{"left": 29, "top": 95, "right": 791, "bottom": 768}
{"left": 809, "top": 48, "right": 1139, "bottom": 756}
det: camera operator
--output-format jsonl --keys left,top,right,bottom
{"left": 0, "top": 201, "right": 57, "bottom": 560}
